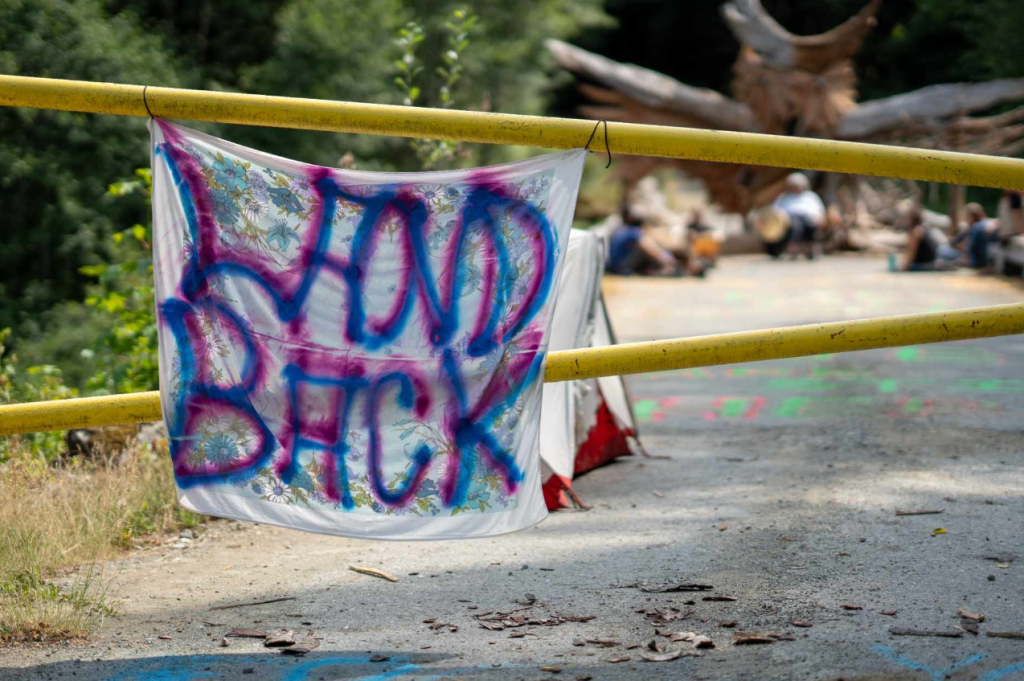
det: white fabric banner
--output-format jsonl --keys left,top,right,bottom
{"left": 150, "top": 120, "right": 586, "bottom": 540}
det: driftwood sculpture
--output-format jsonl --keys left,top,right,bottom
{"left": 548, "top": 0, "right": 1024, "bottom": 213}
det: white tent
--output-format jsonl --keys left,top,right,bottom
{"left": 540, "top": 229, "right": 641, "bottom": 510}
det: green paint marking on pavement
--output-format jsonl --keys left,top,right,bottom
{"left": 777, "top": 396, "right": 877, "bottom": 418}
{"left": 952, "top": 379, "right": 1024, "bottom": 393}
{"left": 721, "top": 398, "right": 749, "bottom": 418}
{"left": 766, "top": 379, "right": 839, "bottom": 392}
{"left": 896, "top": 347, "right": 922, "bottom": 362}
{"left": 776, "top": 397, "right": 809, "bottom": 417}
{"left": 633, "top": 399, "right": 657, "bottom": 422}
{"left": 902, "top": 397, "right": 925, "bottom": 415}
{"left": 877, "top": 379, "right": 898, "bottom": 394}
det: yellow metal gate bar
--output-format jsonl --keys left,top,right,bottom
{"left": 3, "top": 75, "right": 1024, "bottom": 190}
{"left": 2, "top": 303, "right": 1022, "bottom": 436}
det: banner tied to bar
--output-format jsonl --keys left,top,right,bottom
{"left": 150, "top": 121, "right": 586, "bottom": 540}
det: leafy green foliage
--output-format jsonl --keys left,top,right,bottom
{"left": 235, "top": 0, "right": 411, "bottom": 168}
{"left": 237, "top": 0, "right": 609, "bottom": 169}
{"left": 396, "top": 9, "right": 480, "bottom": 168}
{"left": 394, "top": 22, "right": 427, "bottom": 106}
{"left": 0, "top": 166, "right": 157, "bottom": 465}
{"left": 82, "top": 169, "right": 159, "bottom": 396}
{"left": 0, "top": 0, "right": 183, "bottom": 333}
{"left": 0, "top": 329, "right": 79, "bottom": 464}
{"left": 103, "top": 0, "right": 291, "bottom": 88}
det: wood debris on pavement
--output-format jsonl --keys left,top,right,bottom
{"left": 472, "top": 600, "right": 595, "bottom": 632}
{"left": 890, "top": 627, "right": 963, "bottom": 638}
{"left": 640, "top": 583, "right": 714, "bottom": 594}
{"left": 226, "top": 629, "right": 268, "bottom": 639}
{"left": 733, "top": 633, "right": 776, "bottom": 645}
{"left": 263, "top": 629, "right": 295, "bottom": 647}
{"left": 636, "top": 607, "right": 693, "bottom": 623}
{"left": 641, "top": 649, "right": 687, "bottom": 662}
{"left": 281, "top": 634, "right": 320, "bottom": 655}
{"left": 209, "top": 596, "right": 296, "bottom": 611}
{"left": 348, "top": 565, "right": 400, "bottom": 582}
{"left": 693, "top": 635, "right": 715, "bottom": 649}
{"left": 957, "top": 609, "right": 985, "bottom": 622}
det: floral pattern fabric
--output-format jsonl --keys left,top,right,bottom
{"left": 150, "top": 121, "right": 586, "bottom": 539}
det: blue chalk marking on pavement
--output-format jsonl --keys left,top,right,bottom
{"left": 873, "top": 644, "right": 987, "bottom": 681}
{"left": 982, "top": 663, "right": 1024, "bottom": 681}
{"left": 281, "top": 656, "right": 415, "bottom": 681}
{"left": 100, "top": 654, "right": 520, "bottom": 681}
{"left": 102, "top": 655, "right": 404, "bottom": 681}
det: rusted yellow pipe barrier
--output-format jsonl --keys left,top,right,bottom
{"left": 0, "top": 392, "right": 164, "bottom": 437}
{"left": 3, "top": 75, "right": 1024, "bottom": 189}
{"left": 2, "top": 303, "right": 1023, "bottom": 436}
{"left": 544, "top": 302, "right": 1024, "bottom": 382}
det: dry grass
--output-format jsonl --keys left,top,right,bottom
{"left": 0, "top": 437, "right": 203, "bottom": 642}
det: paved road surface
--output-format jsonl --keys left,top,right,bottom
{"left": 6, "top": 255, "right": 1024, "bottom": 680}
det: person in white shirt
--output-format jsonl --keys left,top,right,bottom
{"left": 772, "top": 172, "right": 826, "bottom": 260}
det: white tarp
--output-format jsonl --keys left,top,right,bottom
{"left": 540, "top": 229, "right": 637, "bottom": 500}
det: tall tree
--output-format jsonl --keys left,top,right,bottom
{"left": 103, "top": 0, "right": 290, "bottom": 88}
{"left": 237, "top": 0, "right": 610, "bottom": 169}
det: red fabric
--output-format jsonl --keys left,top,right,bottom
{"left": 574, "top": 400, "right": 634, "bottom": 474}
{"left": 544, "top": 399, "right": 634, "bottom": 510}
{"left": 542, "top": 474, "right": 572, "bottom": 510}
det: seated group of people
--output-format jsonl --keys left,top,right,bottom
{"left": 901, "top": 196, "right": 1022, "bottom": 272}
{"left": 765, "top": 173, "right": 1024, "bottom": 274}
{"left": 605, "top": 204, "right": 716, "bottom": 277}
{"left": 602, "top": 173, "right": 1024, "bottom": 277}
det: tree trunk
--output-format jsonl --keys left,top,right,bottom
{"left": 839, "top": 79, "right": 1024, "bottom": 139}
{"left": 721, "top": 0, "right": 881, "bottom": 73}
{"left": 546, "top": 40, "right": 756, "bottom": 132}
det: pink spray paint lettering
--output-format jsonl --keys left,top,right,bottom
{"left": 150, "top": 121, "right": 586, "bottom": 539}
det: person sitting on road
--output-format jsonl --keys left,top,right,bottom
{"left": 685, "top": 208, "right": 719, "bottom": 270}
{"left": 900, "top": 209, "right": 959, "bottom": 271}
{"left": 952, "top": 203, "right": 1000, "bottom": 270}
{"left": 686, "top": 208, "right": 713, "bottom": 236}
{"left": 605, "top": 202, "right": 681, "bottom": 277}
{"left": 772, "top": 172, "right": 825, "bottom": 260}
